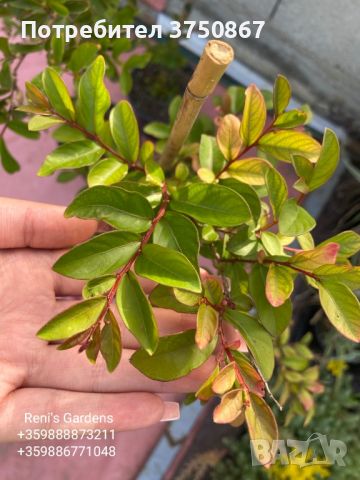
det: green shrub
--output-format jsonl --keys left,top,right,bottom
{"left": 19, "top": 56, "right": 360, "bottom": 464}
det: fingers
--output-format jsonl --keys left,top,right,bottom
{"left": 25, "top": 347, "right": 216, "bottom": 395}
{"left": 0, "top": 197, "right": 97, "bottom": 249}
{"left": 0, "top": 388, "right": 179, "bottom": 442}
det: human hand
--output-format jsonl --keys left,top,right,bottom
{"left": 0, "top": 198, "right": 216, "bottom": 442}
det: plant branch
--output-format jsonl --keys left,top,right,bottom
{"left": 220, "top": 256, "right": 320, "bottom": 281}
{"left": 259, "top": 192, "right": 308, "bottom": 232}
{"left": 52, "top": 111, "right": 145, "bottom": 172}
{"left": 0, "top": 55, "right": 26, "bottom": 138}
{"left": 215, "top": 120, "right": 275, "bottom": 180}
{"left": 225, "top": 344, "right": 250, "bottom": 393}
{"left": 79, "top": 182, "right": 169, "bottom": 351}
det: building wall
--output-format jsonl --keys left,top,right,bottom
{"left": 166, "top": 0, "right": 360, "bottom": 130}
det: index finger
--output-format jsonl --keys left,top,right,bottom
{"left": 0, "top": 197, "right": 97, "bottom": 249}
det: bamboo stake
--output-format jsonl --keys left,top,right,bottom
{"left": 159, "top": 40, "right": 234, "bottom": 169}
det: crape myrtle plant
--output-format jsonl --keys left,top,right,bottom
{"left": 0, "top": 0, "right": 151, "bottom": 173}
{"left": 19, "top": 55, "right": 360, "bottom": 465}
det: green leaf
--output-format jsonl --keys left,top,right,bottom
{"left": 228, "top": 226, "right": 258, "bottom": 257}
{"left": 266, "top": 264, "right": 294, "bottom": 307}
{"left": 0, "top": 138, "right": 20, "bottom": 173}
{"left": 196, "top": 365, "right": 220, "bottom": 401}
{"left": 297, "top": 232, "right": 315, "bottom": 250}
{"left": 231, "top": 351, "right": 265, "bottom": 396}
{"left": 130, "top": 329, "right": 217, "bottom": 381}
{"left": 0, "top": 61, "right": 12, "bottom": 94}
{"left": 314, "top": 265, "right": 360, "bottom": 290}
{"left": 53, "top": 231, "right": 140, "bottom": 280}
{"left": 307, "top": 129, "right": 340, "bottom": 191}
{"left": 65, "top": 186, "right": 153, "bottom": 233}
{"left": 197, "top": 167, "right": 215, "bottom": 184}
{"left": 116, "top": 272, "right": 158, "bottom": 354}
{"left": 221, "top": 178, "right": 262, "bottom": 225}
{"left": 175, "top": 162, "right": 190, "bottom": 181}
{"left": 143, "top": 122, "right": 170, "bottom": 139}
{"left": 87, "top": 158, "right": 128, "bottom": 187}
{"left": 265, "top": 168, "right": 288, "bottom": 220}
{"left": 245, "top": 392, "right": 278, "bottom": 465}
{"left": 173, "top": 288, "right": 200, "bottom": 306}
{"left": 228, "top": 158, "right": 272, "bottom": 186}
{"left": 201, "top": 225, "right": 219, "bottom": 242}
{"left": 119, "top": 180, "right": 162, "bottom": 207}
{"left": 112, "top": 38, "right": 132, "bottom": 58}
{"left": 122, "top": 52, "right": 151, "bottom": 71}
{"left": 227, "top": 85, "right": 245, "bottom": 114}
{"left": 273, "top": 74, "right": 291, "bottom": 117}
{"left": 135, "top": 244, "right": 201, "bottom": 293}
{"left": 149, "top": 285, "right": 198, "bottom": 314}
{"left": 52, "top": 124, "right": 85, "bottom": 143}
{"left": 110, "top": 100, "right": 139, "bottom": 162}
{"left": 225, "top": 310, "right": 274, "bottom": 380}
{"left": 249, "top": 264, "right": 292, "bottom": 336}
{"left": 278, "top": 198, "right": 316, "bottom": 236}
{"left": 47, "top": 0, "right": 69, "bottom": 15}
{"left": 42, "top": 67, "right": 75, "bottom": 121}
{"left": 37, "top": 298, "right": 106, "bottom": 340}
{"left": 100, "top": 310, "right": 122, "bottom": 372}
{"left": 119, "top": 66, "right": 133, "bottom": 95}
{"left": 77, "top": 56, "right": 110, "bottom": 135}
{"left": 38, "top": 140, "right": 104, "bottom": 176}
{"left": 292, "top": 155, "right": 314, "bottom": 185}
{"left": 28, "top": 115, "right": 65, "bottom": 131}
{"left": 261, "top": 232, "right": 284, "bottom": 256}
{"left": 168, "top": 95, "right": 181, "bottom": 125}
{"left": 144, "top": 152, "right": 164, "bottom": 186}
{"left": 171, "top": 183, "right": 251, "bottom": 227}
{"left": 68, "top": 42, "right": 100, "bottom": 72}
{"left": 82, "top": 275, "right": 116, "bottom": 299}
{"left": 0, "top": 37, "right": 11, "bottom": 58}
{"left": 153, "top": 212, "right": 199, "bottom": 266}
{"left": 86, "top": 324, "right": 101, "bottom": 364}
{"left": 50, "top": 30, "right": 65, "bottom": 64}
{"left": 259, "top": 131, "right": 321, "bottom": 163}
{"left": 199, "top": 134, "right": 225, "bottom": 174}
{"left": 216, "top": 114, "right": 242, "bottom": 161}
{"left": 139, "top": 140, "right": 154, "bottom": 166}
{"left": 204, "top": 277, "right": 223, "bottom": 305}
{"left": 7, "top": 119, "right": 40, "bottom": 139}
{"left": 240, "top": 84, "right": 266, "bottom": 147}
{"left": 318, "top": 281, "right": 360, "bottom": 342}
{"left": 196, "top": 303, "right": 218, "bottom": 350}
{"left": 273, "top": 109, "right": 307, "bottom": 128}
{"left": 57, "top": 329, "right": 91, "bottom": 351}
{"left": 318, "top": 231, "right": 360, "bottom": 259}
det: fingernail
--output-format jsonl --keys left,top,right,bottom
{"left": 160, "top": 402, "right": 180, "bottom": 422}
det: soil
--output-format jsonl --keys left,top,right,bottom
{"left": 129, "top": 63, "right": 193, "bottom": 127}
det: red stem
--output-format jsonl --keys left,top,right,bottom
{"left": 215, "top": 120, "right": 275, "bottom": 180}
{"left": 0, "top": 55, "right": 26, "bottom": 138}
{"left": 80, "top": 183, "right": 169, "bottom": 350}
{"left": 53, "top": 111, "right": 145, "bottom": 172}
{"left": 220, "top": 256, "right": 320, "bottom": 281}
